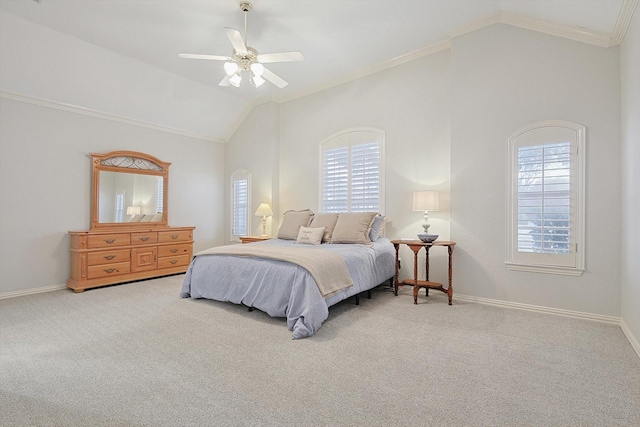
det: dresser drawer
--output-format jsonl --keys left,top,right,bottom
{"left": 131, "top": 232, "right": 158, "bottom": 245}
{"left": 87, "top": 249, "right": 130, "bottom": 266}
{"left": 87, "top": 233, "right": 131, "bottom": 249}
{"left": 158, "top": 243, "right": 191, "bottom": 258}
{"left": 158, "top": 255, "right": 190, "bottom": 269}
{"left": 87, "top": 262, "right": 130, "bottom": 280}
{"left": 158, "top": 230, "right": 191, "bottom": 243}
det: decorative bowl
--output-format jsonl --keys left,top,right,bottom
{"left": 418, "top": 234, "right": 439, "bottom": 243}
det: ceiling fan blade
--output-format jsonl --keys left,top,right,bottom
{"left": 225, "top": 27, "right": 248, "bottom": 54}
{"left": 179, "top": 53, "right": 231, "bottom": 61}
{"left": 219, "top": 75, "right": 231, "bottom": 87}
{"left": 257, "top": 51, "right": 304, "bottom": 63}
{"left": 261, "top": 67, "right": 288, "bottom": 88}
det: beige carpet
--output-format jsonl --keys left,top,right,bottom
{"left": 1, "top": 275, "right": 639, "bottom": 426}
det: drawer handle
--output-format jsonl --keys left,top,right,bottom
{"left": 139, "top": 236, "right": 150, "bottom": 241}
{"left": 169, "top": 260, "right": 178, "bottom": 265}
{"left": 104, "top": 239, "right": 116, "bottom": 244}
{"left": 103, "top": 268, "right": 117, "bottom": 274}
{"left": 104, "top": 255, "right": 116, "bottom": 260}
{"left": 170, "top": 235, "right": 179, "bottom": 239}
{"left": 170, "top": 249, "right": 178, "bottom": 253}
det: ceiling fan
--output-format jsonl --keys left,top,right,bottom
{"left": 179, "top": 1, "right": 304, "bottom": 88}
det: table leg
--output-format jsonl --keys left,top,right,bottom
{"left": 447, "top": 245, "right": 454, "bottom": 305}
{"left": 424, "top": 246, "right": 430, "bottom": 297}
{"left": 393, "top": 243, "right": 400, "bottom": 296}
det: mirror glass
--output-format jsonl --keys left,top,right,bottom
{"left": 98, "top": 171, "right": 163, "bottom": 223}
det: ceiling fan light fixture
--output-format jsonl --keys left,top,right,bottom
{"left": 253, "top": 74, "right": 265, "bottom": 87}
{"left": 250, "top": 62, "right": 264, "bottom": 77}
{"left": 178, "top": 1, "right": 303, "bottom": 89}
{"left": 224, "top": 61, "right": 239, "bottom": 76}
{"left": 229, "top": 73, "right": 242, "bottom": 87}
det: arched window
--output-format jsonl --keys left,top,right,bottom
{"left": 230, "top": 169, "right": 251, "bottom": 241}
{"left": 506, "top": 120, "right": 585, "bottom": 276}
{"left": 319, "top": 128, "right": 385, "bottom": 213}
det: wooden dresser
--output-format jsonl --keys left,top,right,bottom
{"left": 68, "top": 150, "right": 195, "bottom": 293}
{"left": 68, "top": 226, "right": 194, "bottom": 292}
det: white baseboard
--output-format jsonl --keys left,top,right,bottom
{"left": 621, "top": 319, "right": 640, "bottom": 359}
{"left": 455, "top": 294, "right": 640, "bottom": 361}
{"left": 0, "top": 284, "right": 67, "bottom": 300}
{"left": 454, "top": 294, "right": 621, "bottom": 324}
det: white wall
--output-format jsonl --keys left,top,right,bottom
{"left": 0, "top": 98, "right": 225, "bottom": 294}
{"left": 225, "top": 102, "right": 280, "bottom": 242}
{"left": 620, "top": 9, "right": 640, "bottom": 350}
{"left": 450, "top": 24, "right": 621, "bottom": 316}
{"left": 277, "top": 51, "right": 452, "bottom": 282}
{"left": 227, "top": 51, "right": 452, "bottom": 281}
{"left": 0, "top": 11, "right": 246, "bottom": 141}
{"left": 0, "top": 12, "right": 228, "bottom": 295}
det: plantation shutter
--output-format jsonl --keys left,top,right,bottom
{"left": 322, "top": 147, "right": 349, "bottom": 213}
{"left": 350, "top": 142, "right": 380, "bottom": 212}
{"left": 517, "top": 141, "right": 572, "bottom": 254}
{"left": 232, "top": 178, "right": 248, "bottom": 236}
{"left": 506, "top": 120, "right": 584, "bottom": 275}
{"left": 321, "top": 130, "right": 383, "bottom": 214}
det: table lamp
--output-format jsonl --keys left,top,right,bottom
{"left": 255, "top": 203, "right": 273, "bottom": 236}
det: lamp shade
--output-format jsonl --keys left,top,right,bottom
{"left": 413, "top": 191, "right": 439, "bottom": 211}
{"left": 126, "top": 206, "right": 141, "bottom": 215}
{"left": 255, "top": 203, "right": 273, "bottom": 217}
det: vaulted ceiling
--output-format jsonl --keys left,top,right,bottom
{"left": 0, "top": 0, "right": 631, "bottom": 142}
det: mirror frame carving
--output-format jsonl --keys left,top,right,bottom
{"left": 91, "top": 150, "right": 171, "bottom": 230}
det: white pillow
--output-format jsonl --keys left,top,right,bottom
{"left": 309, "top": 213, "right": 339, "bottom": 242}
{"left": 330, "top": 212, "right": 377, "bottom": 244}
{"left": 368, "top": 214, "right": 385, "bottom": 242}
{"left": 277, "top": 209, "right": 314, "bottom": 240}
{"left": 296, "top": 226, "right": 325, "bottom": 245}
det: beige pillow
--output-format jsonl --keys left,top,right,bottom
{"left": 296, "top": 226, "right": 325, "bottom": 245}
{"left": 277, "top": 209, "right": 314, "bottom": 240}
{"left": 309, "top": 213, "right": 339, "bottom": 242}
{"left": 330, "top": 212, "right": 377, "bottom": 244}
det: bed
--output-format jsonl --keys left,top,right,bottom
{"left": 180, "top": 211, "right": 394, "bottom": 339}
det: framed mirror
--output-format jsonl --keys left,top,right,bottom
{"left": 91, "top": 151, "right": 170, "bottom": 229}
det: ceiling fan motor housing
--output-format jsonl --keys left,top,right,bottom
{"left": 233, "top": 47, "right": 258, "bottom": 71}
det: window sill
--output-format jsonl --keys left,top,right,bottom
{"left": 505, "top": 262, "right": 584, "bottom": 277}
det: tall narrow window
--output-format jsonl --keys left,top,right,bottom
{"left": 506, "top": 121, "right": 585, "bottom": 276}
{"left": 231, "top": 170, "right": 251, "bottom": 241}
{"left": 320, "top": 128, "right": 384, "bottom": 213}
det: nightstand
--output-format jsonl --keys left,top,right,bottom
{"left": 239, "top": 236, "right": 272, "bottom": 244}
{"left": 391, "top": 240, "right": 456, "bottom": 305}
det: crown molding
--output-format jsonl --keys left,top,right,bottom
{"left": 610, "top": 0, "right": 639, "bottom": 46}
{"left": 499, "top": 11, "right": 612, "bottom": 47}
{"left": 447, "top": 6, "right": 637, "bottom": 49}
{"left": 272, "top": 39, "right": 451, "bottom": 105}
{"left": 0, "top": 90, "right": 226, "bottom": 143}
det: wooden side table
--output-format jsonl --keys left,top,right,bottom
{"left": 391, "top": 240, "right": 456, "bottom": 305}
{"left": 239, "top": 236, "right": 272, "bottom": 244}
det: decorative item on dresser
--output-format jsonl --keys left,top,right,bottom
{"left": 67, "top": 151, "right": 195, "bottom": 293}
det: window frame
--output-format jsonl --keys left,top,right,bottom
{"left": 230, "top": 169, "right": 251, "bottom": 242}
{"left": 318, "top": 127, "right": 385, "bottom": 214}
{"left": 506, "top": 120, "right": 585, "bottom": 276}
